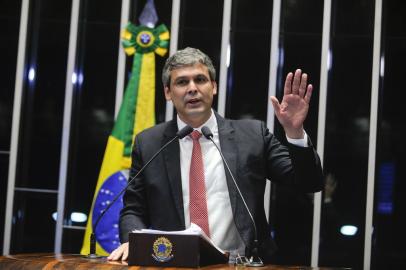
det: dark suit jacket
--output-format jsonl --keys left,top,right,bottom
{"left": 119, "top": 113, "right": 323, "bottom": 262}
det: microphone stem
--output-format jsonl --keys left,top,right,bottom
{"left": 90, "top": 233, "right": 96, "bottom": 254}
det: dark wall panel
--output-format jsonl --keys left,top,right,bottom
{"left": 319, "top": 0, "right": 374, "bottom": 268}
{"left": 372, "top": 1, "right": 406, "bottom": 269}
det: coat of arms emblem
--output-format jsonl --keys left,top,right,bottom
{"left": 152, "top": 236, "right": 174, "bottom": 262}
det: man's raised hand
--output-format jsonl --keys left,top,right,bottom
{"left": 270, "top": 69, "right": 313, "bottom": 139}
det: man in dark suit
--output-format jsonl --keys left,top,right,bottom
{"left": 108, "top": 47, "right": 323, "bottom": 262}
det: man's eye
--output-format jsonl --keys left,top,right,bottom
{"left": 195, "top": 76, "right": 208, "bottom": 84}
{"left": 175, "top": 79, "right": 188, "bottom": 86}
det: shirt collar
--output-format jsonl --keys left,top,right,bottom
{"left": 177, "top": 109, "right": 218, "bottom": 140}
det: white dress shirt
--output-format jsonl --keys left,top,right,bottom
{"left": 177, "top": 111, "right": 245, "bottom": 257}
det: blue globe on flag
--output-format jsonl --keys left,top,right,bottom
{"left": 92, "top": 170, "right": 128, "bottom": 253}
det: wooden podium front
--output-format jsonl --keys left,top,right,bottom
{"left": 0, "top": 253, "right": 350, "bottom": 269}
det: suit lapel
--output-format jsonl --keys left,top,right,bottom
{"left": 216, "top": 113, "right": 253, "bottom": 246}
{"left": 215, "top": 113, "right": 239, "bottom": 216}
{"left": 162, "top": 120, "right": 185, "bottom": 227}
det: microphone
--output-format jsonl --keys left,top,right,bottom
{"left": 86, "top": 125, "right": 194, "bottom": 259}
{"left": 201, "top": 126, "right": 264, "bottom": 267}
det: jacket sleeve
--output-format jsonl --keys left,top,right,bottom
{"left": 263, "top": 122, "right": 323, "bottom": 193}
{"left": 119, "top": 134, "right": 150, "bottom": 243}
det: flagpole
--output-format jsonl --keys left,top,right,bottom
{"left": 165, "top": 0, "right": 181, "bottom": 121}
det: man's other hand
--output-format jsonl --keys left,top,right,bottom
{"left": 107, "top": 242, "right": 129, "bottom": 261}
{"left": 270, "top": 69, "right": 313, "bottom": 139}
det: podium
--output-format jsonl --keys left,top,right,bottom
{"left": 128, "top": 231, "right": 228, "bottom": 267}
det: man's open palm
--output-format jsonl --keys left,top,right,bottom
{"left": 270, "top": 69, "right": 313, "bottom": 138}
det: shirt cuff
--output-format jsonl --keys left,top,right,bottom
{"left": 286, "top": 131, "right": 308, "bottom": 147}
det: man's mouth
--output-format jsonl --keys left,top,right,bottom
{"left": 187, "top": 98, "right": 201, "bottom": 105}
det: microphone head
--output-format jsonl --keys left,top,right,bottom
{"left": 201, "top": 126, "right": 213, "bottom": 139}
{"left": 176, "top": 125, "right": 194, "bottom": 139}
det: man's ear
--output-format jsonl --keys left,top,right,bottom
{"left": 212, "top": 81, "right": 218, "bottom": 95}
{"left": 164, "top": 86, "right": 171, "bottom": 101}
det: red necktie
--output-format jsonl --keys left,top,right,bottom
{"left": 189, "top": 130, "right": 210, "bottom": 236}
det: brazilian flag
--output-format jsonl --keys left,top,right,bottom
{"left": 80, "top": 23, "right": 169, "bottom": 255}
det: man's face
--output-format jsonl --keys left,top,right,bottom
{"left": 164, "top": 63, "right": 217, "bottom": 125}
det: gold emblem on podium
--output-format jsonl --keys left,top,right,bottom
{"left": 152, "top": 236, "right": 174, "bottom": 262}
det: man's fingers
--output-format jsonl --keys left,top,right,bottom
{"left": 107, "top": 242, "right": 129, "bottom": 261}
{"left": 122, "top": 244, "right": 129, "bottom": 261}
{"left": 270, "top": 96, "right": 281, "bottom": 115}
{"left": 107, "top": 248, "right": 121, "bottom": 261}
{"left": 304, "top": 84, "right": 313, "bottom": 104}
{"left": 291, "top": 69, "right": 302, "bottom": 95}
{"left": 284, "top": 72, "right": 293, "bottom": 95}
{"left": 107, "top": 249, "right": 115, "bottom": 260}
{"left": 299, "top": 73, "right": 307, "bottom": 98}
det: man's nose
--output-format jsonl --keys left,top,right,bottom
{"left": 186, "top": 80, "right": 198, "bottom": 93}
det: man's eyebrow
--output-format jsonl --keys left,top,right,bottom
{"left": 174, "top": 74, "right": 207, "bottom": 80}
{"left": 173, "top": 76, "right": 189, "bottom": 82}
